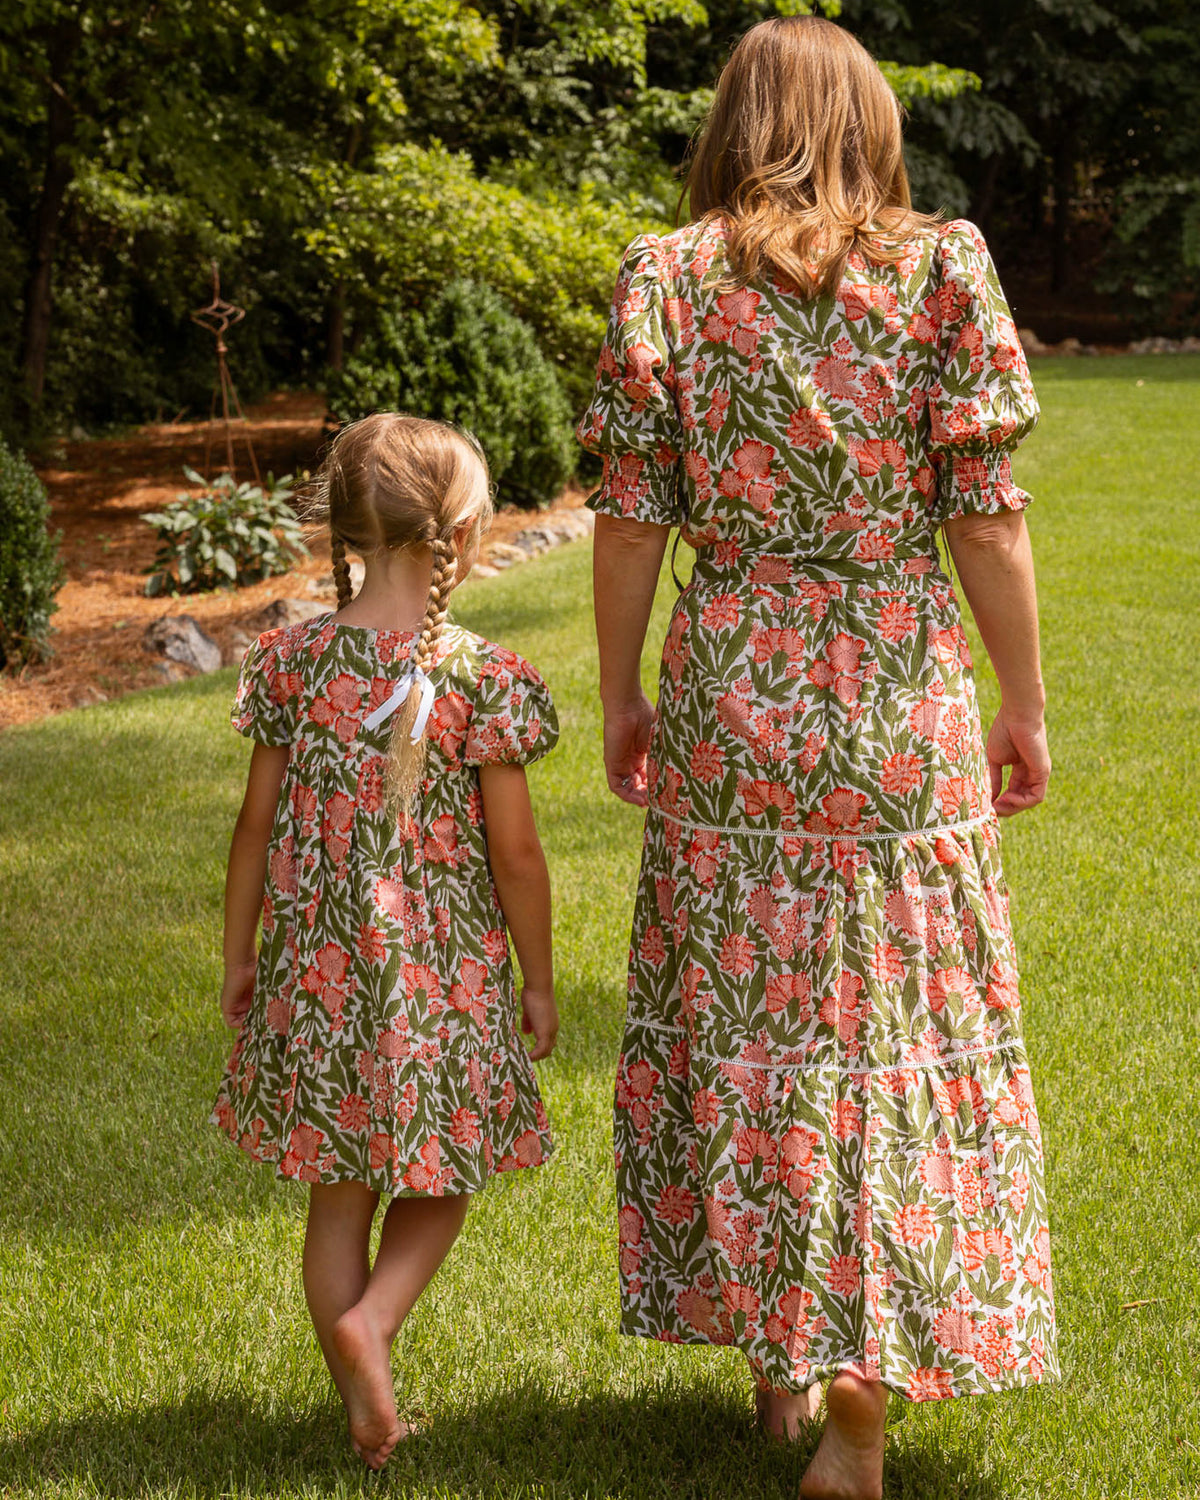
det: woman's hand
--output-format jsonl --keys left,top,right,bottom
{"left": 987, "top": 708, "right": 1050, "bottom": 817}
{"left": 603, "top": 695, "right": 656, "bottom": 805}
{"left": 220, "top": 959, "right": 257, "bottom": 1029}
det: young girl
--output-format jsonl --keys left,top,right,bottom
{"left": 212, "top": 412, "right": 559, "bottom": 1469}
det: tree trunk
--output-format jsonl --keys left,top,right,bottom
{"left": 1050, "top": 124, "right": 1076, "bottom": 294}
{"left": 326, "top": 282, "right": 346, "bottom": 370}
{"left": 19, "top": 29, "right": 80, "bottom": 409}
{"left": 970, "top": 153, "right": 1002, "bottom": 236}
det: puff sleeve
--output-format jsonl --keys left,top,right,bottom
{"left": 929, "top": 221, "right": 1040, "bottom": 524}
{"left": 576, "top": 234, "right": 685, "bottom": 527}
{"left": 231, "top": 629, "right": 293, "bottom": 747}
{"left": 462, "top": 649, "right": 559, "bottom": 767}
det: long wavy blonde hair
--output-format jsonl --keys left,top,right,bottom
{"left": 312, "top": 413, "right": 492, "bottom": 812}
{"left": 685, "top": 15, "right": 939, "bottom": 296}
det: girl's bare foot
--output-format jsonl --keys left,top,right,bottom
{"left": 332, "top": 1303, "right": 406, "bottom": 1469}
{"left": 799, "top": 1370, "right": 887, "bottom": 1500}
{"left": 755, "top": 1382, "right": 822, "bottom": 1440}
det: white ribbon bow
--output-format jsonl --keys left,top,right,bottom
{"left": 362, "top": 667, "right": 436, "bottom": 741}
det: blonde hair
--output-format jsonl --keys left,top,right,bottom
{"left": 313, "top": 412, "right": 492, "bottom": 812}
{"left": 685, "top": 15, "right": 940, "bottom": 296}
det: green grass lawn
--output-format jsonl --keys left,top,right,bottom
{"left": 1, "top": 354, "right": 1198, "bottom": 1499}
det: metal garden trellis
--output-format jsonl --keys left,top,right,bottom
{"left": 190, "top": 261, "right": 261, "bottom": 485}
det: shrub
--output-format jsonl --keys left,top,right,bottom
{"left": 142, "top": 469, "right": 306, "bottom": 596}
{"left": 327, "top": 280, "right": 577, "bottom": 509}
{"left": 0, "top": 439, "right": 65, "bottom": 670}
{"left": 307, "top": 144, "right": 657, "bottom": 410}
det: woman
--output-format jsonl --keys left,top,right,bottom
{"left": 579, "top": 16, "right": 1057, "bottom": 1499}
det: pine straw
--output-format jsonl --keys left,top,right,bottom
{"left": 1, "top": 392, "right": 589, "bottom": 732}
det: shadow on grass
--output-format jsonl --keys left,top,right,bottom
{"left": 0, "top": 1385, "right": 1004, "bottom": 1500}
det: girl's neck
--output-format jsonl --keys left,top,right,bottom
{"left": 334, "top": 547, "right": 443, "bottom": 633}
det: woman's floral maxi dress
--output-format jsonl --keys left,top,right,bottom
{"left": 212, "top": 617, "right": 557, "bottom": 1196}
{"left": 578, "top": 218, "right": 1057, "bottom": 1401}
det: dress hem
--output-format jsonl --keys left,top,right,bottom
{"left": 210, "top": 1110, "right": 555, "bottom": 1197}
{"left": 617, "top": 1323, "right": 1058, "bottom": 1402}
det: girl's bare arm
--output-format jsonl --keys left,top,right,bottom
{"left": 943, "top": 509, "right": 1050, "bottom": 816}
{"left": 221, "top": 743, "right": 290, "bottom": 1027}
{"left": 479, "top": 763, "right": 557, "bottom": 1059}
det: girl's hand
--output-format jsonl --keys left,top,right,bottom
{"left": 602, "top": 693, "right": 656, "bottom": 806}
{"left": 220, "top": 960, "right": 257, "bottom": 1029}
{"left": 520, "top": 986, "right": 559, "bottom": 1060}
{"left": 987, "top": 708, "right": 1051, "bottom": 817}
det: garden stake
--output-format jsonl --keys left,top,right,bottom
{"left": 190, "top": 260, "right": 261, "bottom": 486}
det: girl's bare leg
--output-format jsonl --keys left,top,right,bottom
{"left": 756, "top": 1381, "right": 822, "bottom": 1439}
{"left": 332, "top": 1193, "right": 471, "bottom": 1468}
{"left": 799, "top": 1370, "right": 887, "bottom": 1500}
{"left": 303, "top": 1182, "right": 379, "bottom": 1409}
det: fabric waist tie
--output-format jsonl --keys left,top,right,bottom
{"left": 685, "top": 545, "right": 945, "bottom": 592}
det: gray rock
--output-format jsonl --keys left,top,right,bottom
{"left": 1018, "top": 327, "right": 1047, "bottom": 355}
{"left": 486, "top": 543, "right": 529, "bottom": 568}
{"left": 470, "top": 563, "right": 502, "bottom": 579}
{"left": 73, "top": 684, "right": 108, "bottom": 707}
{"left": 252, "top": 598, "right": 329, "bottom": 631}
{"left": 1056, "top": 336, "right": 1083, "bottom": 356}
{"left": 152, "top": 660, "right": 188, "bottom": 684}
{"left": 224, "top": 627, "right": 255, "bottom": 665}
{"left": 552, "top": 509, "right": 595, "bottom": 539}
{"left": 1130, "top": 335, "right": 1181, "bottom": 355}
{"left": 143, "top": 614, "right": 222, "bottom": 674}
{"left": 510, "top": 527, "right": 556, "bottom": 555}
{"left": 1181, "top": 335, "right": 1200, "bottom": 354}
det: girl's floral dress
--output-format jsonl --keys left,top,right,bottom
{"left": 212, "top": 617, "right": 558, "bottom": 1196}
{"left": 578, "top": 218, "right": 1058, "bottom": 1401}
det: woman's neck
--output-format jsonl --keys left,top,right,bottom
{"left": 334, "top": 547, "right": 438, "bottom": 632}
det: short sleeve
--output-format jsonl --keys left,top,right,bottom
{"left": 462, "top": 650, "right": 559, "bottom": 767}
{"left": 231, "top": 629, "right": 293, "bottom": 747}
{"left": 576, "top": 234, "right": 685, "bottom": 527}
{"left": 928, "top": 221, "right": 1040, "bottom": 524}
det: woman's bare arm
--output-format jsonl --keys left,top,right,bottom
{"left": 942, "top": 509, "right": 1050, "bottom": 816}
{"left": 592, "top": 512, "right": 671, "bottom": 805}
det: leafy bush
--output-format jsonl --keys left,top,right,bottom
{"left": 142, "top": 469, "right": 307, "bottom": 596}
{"left": 307, "top": 144, "right": 657, "bottom": 409}
{"left": 328, "top": 280, "right": 577, "bottom": 509}
{"left": 0, "top": 439, "right": 65, "bottom": 670}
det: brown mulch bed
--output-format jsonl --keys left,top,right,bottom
{"left": 1, "top": 392, "right": 590, "bottom": 733}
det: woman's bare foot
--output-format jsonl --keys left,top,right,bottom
{"left": 332, "top": 1303, "right": 406, "bottom": 1469}
{"left": 799, "top": 1371, "right": 887, "bottom": 1500}
{"left": 756, "top": 1383, "right": 822, "bottom": 1440}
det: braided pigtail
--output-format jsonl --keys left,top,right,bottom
{"left": 330, "top": 532, "right": 353, "bottom": 608}
{"left": 384, "top": 535, "right": 459, "bottom": 812}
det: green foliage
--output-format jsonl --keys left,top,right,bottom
{"left": 141, "top": 469, "right": 306, "bottom": 597}
{"left": 6, "top": 0, "right": 1200, "bottom": 440}
{"left": 328, "top": 281, "right": 577, "bottom": 508}
{"left": 309, "top": 144, "right": 657, "bottom": 409}
{"left": 0, "top": 438, "right": 64, "bottom": 669}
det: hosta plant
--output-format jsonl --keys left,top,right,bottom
{"left": 142, "top": 469, "right": 306, "bottom": 596}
